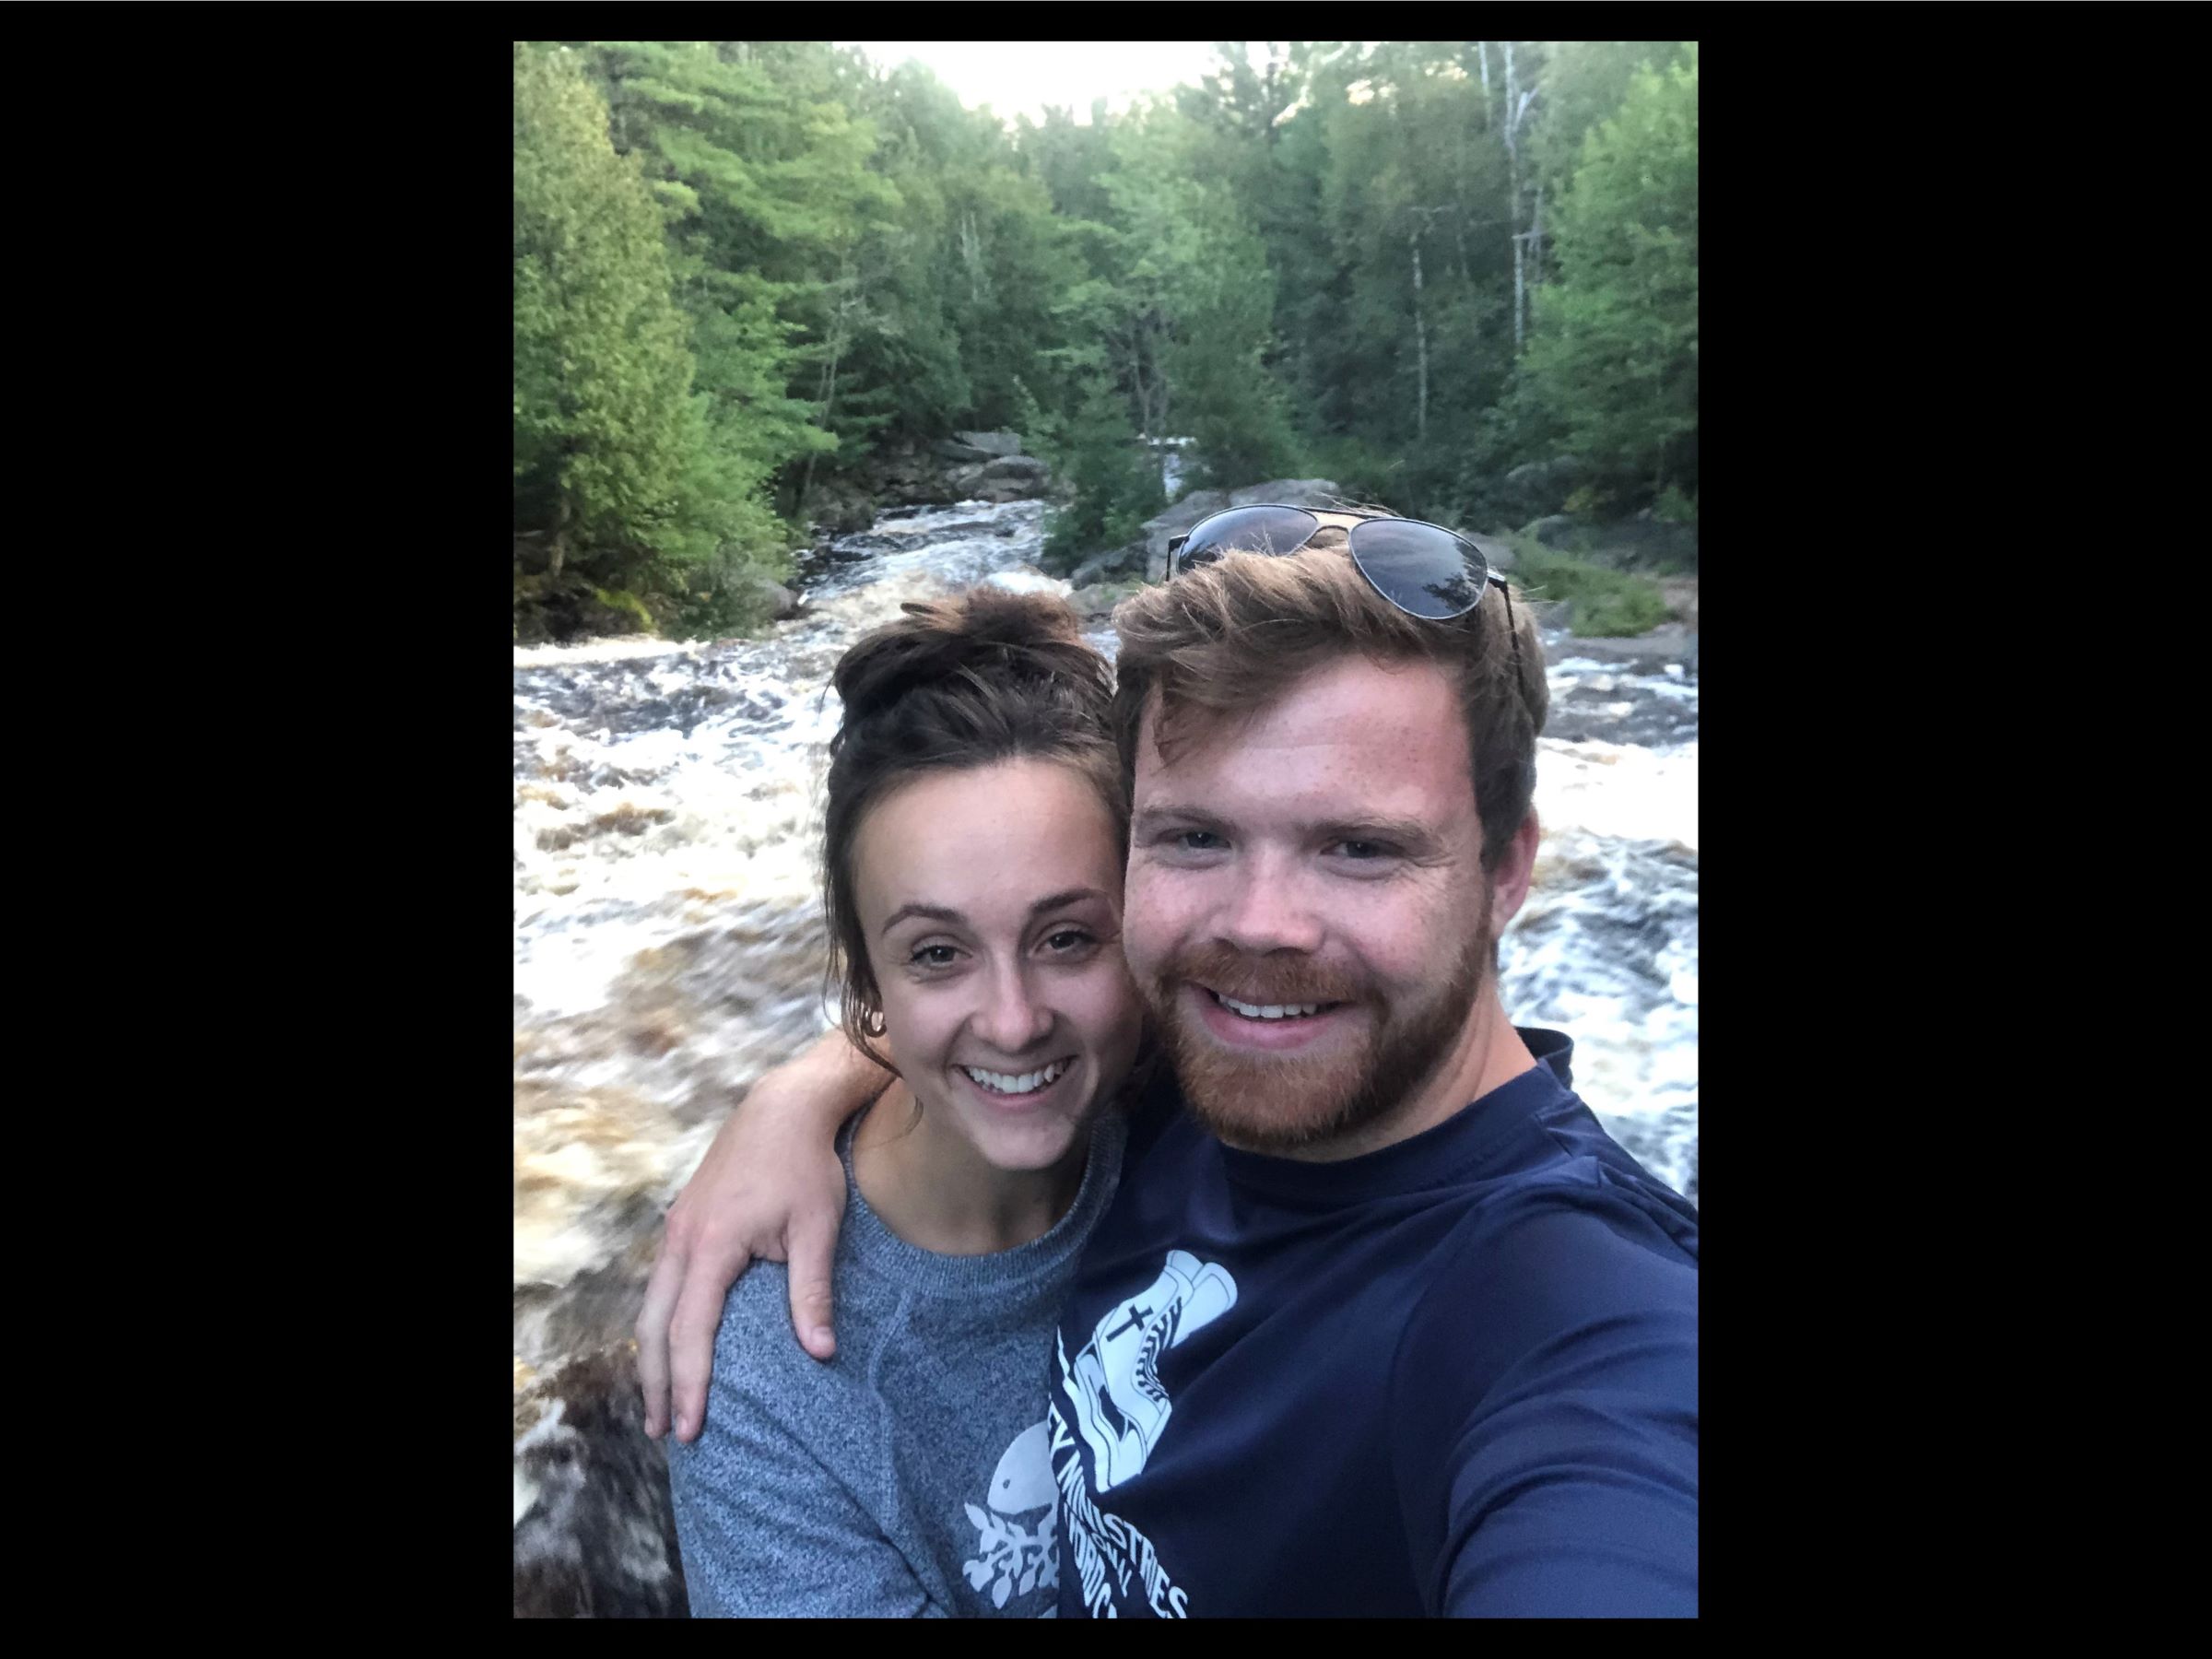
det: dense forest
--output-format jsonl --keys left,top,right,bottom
{"left": 514, "top": 41, "right": 1699, "bottom": 637}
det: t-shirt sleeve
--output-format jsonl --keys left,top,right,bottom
{"left": 1394, "top": 1194, "right": 1699, "bottom": 1618}
{"left": 666, "top": 1275, "right": 941, "bottom": 1618}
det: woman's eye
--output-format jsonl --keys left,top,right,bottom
{"left": 910, "top": 945, "right": 959, "bottom": 968}
{"left": 1043, "top": 929, "right": 1094, "bottom": 953}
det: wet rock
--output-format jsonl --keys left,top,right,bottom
{"left": 1553, "top": 621, "right": 1695, "bottom": 665}
{"left": 1138, "top": 481, "right": 1345, "bottom": 581}
{"left": 513, "top": 1343, "right": 689, "bottom": 1618}
{"left": 1228, "top": 478, "right": 1347, "bottom": 511}
{"left": 1069, "top": 542, "right": 1147, "bottom": 587}
{"left": 1497, "top": 455, "right": 1589, "bottom": 520}
{"left": 1069, "top": 580, "right": 1141, "bottom": 617}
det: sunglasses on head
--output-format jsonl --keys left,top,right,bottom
{"left": 1168, "top": 503, "right": 1525, "bottom": 680}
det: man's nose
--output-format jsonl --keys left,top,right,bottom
{"left": 1214, "top": 852, "right": 1324, "bottom": 957}
{"left": 974, "top": 960, "right": 1054, "bottom": 1054}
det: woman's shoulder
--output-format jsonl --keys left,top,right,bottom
{"left": 706, "top": 1257, "right": 874, "bottom": 1414}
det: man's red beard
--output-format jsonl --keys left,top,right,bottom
{"left": 1146, "top": 917, "right": 1493, "bottom": 1157}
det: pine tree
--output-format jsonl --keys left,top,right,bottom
{"left": 513, "top": 42, "right": 720, "bottom": 578}
{"left": 1522, "top": 48, "right": 1699, "bottom": 501}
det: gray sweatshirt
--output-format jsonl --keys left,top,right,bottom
{"left": 667, "top": 1107, "right": 1127, "bottom": 1618}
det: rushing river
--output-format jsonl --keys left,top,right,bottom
{"left": 511, "top": 495, "right": 1699, "bottom": 1616}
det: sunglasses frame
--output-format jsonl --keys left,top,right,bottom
{"left": 1167, "top": 504, "right": 1526, "bottom": 688}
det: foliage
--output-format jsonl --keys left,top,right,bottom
{"left": 513, "top": 44, "right": 723, "bottom": 575}
{"left": 1521, "top": 49, "right": 1699, "bottom": 499}
{"left": 1040, "top": 379, "right": 1165, "bottom": 569}
{"left": 1505, "top": 535, "right": 1672, "bottom": 638}
{"left": 515, "top": 39, "right": 1702, "bottom": 639}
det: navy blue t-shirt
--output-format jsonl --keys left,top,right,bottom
{"left": 1047, "top": 1028, "right": 1699, "bottom": 1618}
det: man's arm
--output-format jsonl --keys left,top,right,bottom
{"left": 636, "top": 1028, "right": 890, "bottom": 1442}
{"left": 1396, "top": 1204, "right": 1699, "bottom": 1617}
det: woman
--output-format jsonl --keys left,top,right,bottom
{"left": 666, "top": 589, "right": 1147, "bottom": 1617}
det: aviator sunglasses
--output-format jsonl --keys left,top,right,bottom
{"left": 1169, "top": 503, "right": 1524, "bottom": 678}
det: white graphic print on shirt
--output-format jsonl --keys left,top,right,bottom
{"left": 962, "top": 1418, "right": 1060, "bottom": 1612}
{"left": 1049, "top": 1250, "right": 1239, "bottom": 1616}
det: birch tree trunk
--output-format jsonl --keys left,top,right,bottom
{"left": 1411, "top": 230, "right": 1429, "bottom": 442}
{"left": 1529, "top": 182, "right": 1544, "bottom": 295}
{"left": 798, "top": 266, "right": 852, "bottom": 507}
{"left": 1505, "top": 41, "right": 1524, "bottom": 353}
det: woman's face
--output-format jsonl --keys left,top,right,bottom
{"left": 852, "top": 758, "right": 1142, "bottom": 1174}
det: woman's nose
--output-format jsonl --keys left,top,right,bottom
{"left": 974, "top": 962, "right": 1053, "bottom": 1054}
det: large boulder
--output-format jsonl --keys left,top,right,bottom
{"left": 956, "top": 429, "right": 1026, "bottom": 458}
{"left": 1139, "top": 480, "right": 1345, "bottom": 580}
{"left": 1495, "top": 455, "right": 1589, "bottom": 521}
{"left": 1525, "top": 514, "right": 1579, "bottom": 548}
{"left": 980, "top": 454, "right": 1050, "bottom": 484}
{"left": 1138, "top": 489, "right": 1230, "bottom": 582}
{"left": 1228, "top": 478, "right": 1348, "bottom": 511}
{"left": 1068, "top": 578, "right": 1143, "bottom": 618}
{"left": 930, "top": 438, "right": 996, "bottom": 464}
{"left": 973, "top": 453, "right": 1053, "bottom": 504}
{"left": 1070, "top": 540, "right": 1148, "bottom": 588}
{"left": 740, "top": 573, "right": 806, "bottom": 621}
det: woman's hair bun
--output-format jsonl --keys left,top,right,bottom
{"left": 830, "top": 589, "right": 1108, "bottom": 728}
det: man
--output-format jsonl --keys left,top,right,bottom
{"left": 638, "top": 511, "right": 1699, "bottom": 1616}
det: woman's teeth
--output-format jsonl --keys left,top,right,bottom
{"left": 1213, "top": 992, "right": 1324, "bottom": 1021}
{"left": 961, "top": 1059, "right": 1071, "bottom": 1096}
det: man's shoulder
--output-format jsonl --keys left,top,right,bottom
{"left": 1390, "top": 1160, "right": 1698, "bottom": 1408}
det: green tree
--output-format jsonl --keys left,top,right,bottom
{"left": 1040, "top": 375, "right": 1164, "bottom": 569}
{"left": 513, "top": 42, "right": 733, "bottom": 579}
{"left": 1522, "top": 48, "right": 1699, "bottom": 500}
{"left": 577, "top": 41, "right": 895, "bottom": 515}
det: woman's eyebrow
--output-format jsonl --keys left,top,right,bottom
{"left": 878, "top": 888, "right": 1111, "bottom": 939}
{"left": 879, "top": 901, "right": 962, "bottom": 937}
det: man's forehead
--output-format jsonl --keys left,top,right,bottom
{"left": 1135, "top": 656, "right": 1473, "bottom": 794}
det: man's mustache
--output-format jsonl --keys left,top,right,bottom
{"left": 1153, "top": 941, "right": 1368, "bottom": 1009}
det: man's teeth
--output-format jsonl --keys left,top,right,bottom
{"left": 961, "top": 1059, "right": 1072, "bottom": 1095}
{"left": 1212, "top": 992, "right": 1323, "bottom": 1020}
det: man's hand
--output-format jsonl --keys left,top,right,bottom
{"left": 635, "top": 1030, "right": 888, "bottom": 1443}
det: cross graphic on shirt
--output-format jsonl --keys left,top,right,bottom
{"left": 1106, "top": 1301, "right": 1154, "bottom": 1341}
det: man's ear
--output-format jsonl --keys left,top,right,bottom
{"left": 1488, "top": 810, "right": 1542, "bottom": 932}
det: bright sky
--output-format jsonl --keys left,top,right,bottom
{"left": 837, "top": 41, "right": 1232, "bottom": 128}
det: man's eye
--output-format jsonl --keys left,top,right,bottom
{"left": 910, "top": 945, "right": 959, "bottom": 968}
{"left": 1175, "top": 830, "right": 1225, "bottom": 852}
{"left": 1332, "top": 840, "right": 1392, "bottom": 860}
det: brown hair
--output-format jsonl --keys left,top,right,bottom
{"left": 822, "top": 589, "right": 1124, "bottom": 1069}
{"left": 1109, "top": 536, "right": 1548, "bottom": 869}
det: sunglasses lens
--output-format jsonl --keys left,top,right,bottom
{"left": 1175, "top": 507, "right": 1321, "bottom": 572}
{"left": 1348, "top": 520, "right": 1487, "bottom": 618}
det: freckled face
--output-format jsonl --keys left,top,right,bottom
{"left": 852, "top": 759, "right": 1144, "bottom": 1172}
{"left": 1123, "top": 654, "right": 1496, "bottom": 1153}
